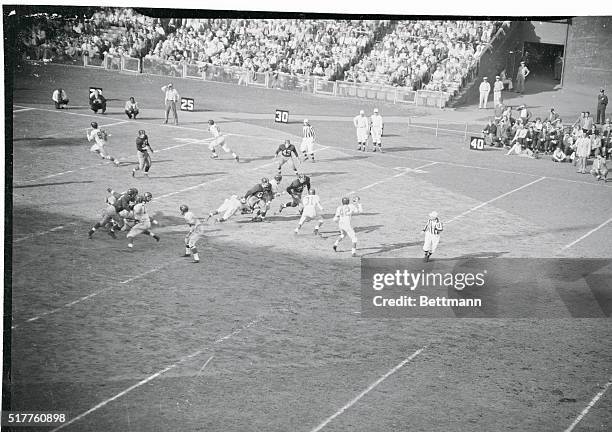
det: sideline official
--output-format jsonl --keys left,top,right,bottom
{"left": 161, "top": 83, "right": 180, "bottom": 125}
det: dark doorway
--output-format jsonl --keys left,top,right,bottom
{"left": 522, "top": 42, "right": 565, "bottom": 82}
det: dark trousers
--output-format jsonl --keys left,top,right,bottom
{"left": 164, "top": 101, "right": 178, "bottom": 124}
{"left": 597, "top": 106, "right": 606, "bottom": 124}
{"left": 125, "top": 109, "right": 139, "bottom": 119}
{"left": 91, "top": 101, "right": 106, "bottom": 113}
{"left": 54, "top": 98, "right": 69, "bottom": 109}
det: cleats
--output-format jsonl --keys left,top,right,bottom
{"left": 153, "top": 234, "right": 160, "bottom": 242}
{"left": 132, "top": 169, "right": 136, "bottom": 177}
{"left": 333, "top": 244, "right": 338, "bottom": 252}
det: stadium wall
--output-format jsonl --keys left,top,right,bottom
{"left": 562, "top": 17, "right": 612, "bottom": 89}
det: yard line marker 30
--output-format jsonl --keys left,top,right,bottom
{"left": 49, "top": 317, "right": 264, "bottom": 432}
{"left": 309, "top": 347, "right": 425, "bottom": 432}
{"left": 563, "top": 380, "right": 612, "bottom": 432}
{"left": 562, "top": 216, "right": 612, "bottom": 250}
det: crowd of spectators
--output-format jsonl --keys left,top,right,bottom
{"left": 481, "top": 104, "right": 610, "bottom": 181}
{"left": 19, "top": 9, "right": 165, "bottom": 64}
{"left": 143, "top": 19, "right": 388, "bottom": 81}
{"left": 343, "top": 20, "right": 501, "bottom": 90}
{"left": 19, "top": 10, "right": 505, "bottom": 94}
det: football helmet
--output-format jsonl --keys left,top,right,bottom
{"left": 342, "top": 197, "right": 350, "bottom": 205}
{"left": 138, "top": 130, "right": 146, "bottom": 136}
{"left": 261, "top": 177, "right": 269, "bottom": 184}
{"left": 91, "top": 122, "right": 98, "bottom": 129}
{"left": 298, "top": 173, "right": 306, "bottom": 182}
{"left": 126, "top": 187, "right": 139, "bottom": 197}
{"left": 284, "top": 139, "right": 291, "bottom": 145}
{"left": 179, "top": 204, "right": 189, "bottom": 214}
{"left": 208, "top": 120, "right": 215, "bottom": 125}
{"left": 143, "top": 192, "right": 153, "bottom": 202}
{"left": 274, "top": 174, "right": 282, "bottom": 182}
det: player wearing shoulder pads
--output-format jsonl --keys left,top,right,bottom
{"left": 332, "top": 196, "right": 363, "bottom": 257}
{"left": 208, "top": 120, "right": 239, "bottom": 162}
{"left": 294, "top": 188, "right": 324, "bottom": 235}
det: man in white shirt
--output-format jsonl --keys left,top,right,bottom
{"left": 479, "top": 77, "right": 490, "bottom": 109}
{"left": 52, "top": 88, "right": 69, "bottom": 109}
{"left": 370, "top": 108, "right": 384, "bottom": 152}
{"left": 353, "top": 110, "right": 369, "bottom": 152}
{"left": 161, "top": 83, "right": 179, "bottom": 125}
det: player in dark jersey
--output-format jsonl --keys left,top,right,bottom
{"left": 132, "top": 130, "right": 154, "bottom": 178}
{"left": 274, "top": 139, "right": 299, "bottom": 175}
{"left": 88, "top": 187, "right": 138, "bottom": 239}
{"left": 279, "top": 173, "right": 311, "bottom": 214}
{"left": 243, "top": 178, "right": 273, "bottom": 221}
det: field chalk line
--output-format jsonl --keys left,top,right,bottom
{"left": 49, "top": 318, "right": 263, "bottom": 432}
{"left": 446, "top": 176, "right": 546, "bottom": 224}
{"left": 562, "top": 216, "right": 612, "bottom": 251}
{"left": 309, "top": 347, "right": 425, "bottom": 432}
{"left": 563, "top": 380, "right": 612, "bottom": 432}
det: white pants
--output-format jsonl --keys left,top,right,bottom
{"left": 479, "top": 91, "right": 490, "bottom": 108}
{"left": 356, "top": 128, "right": 368, "bottom": 143}
{"left": 300, "top": 137, "right": 314, "bottom": 154}
{"left": 423, "top": 232, "right": 440, "bottom": 253}
{"left": 209, "top": 136, "right": 230, "bottom": 152}
{"left": 493, "top": 91, "right": 502, "bottom": 107}
{"left": 339, "top": 225, "right": 357, "bottom": 243}
{"left": 371, "top": 127, "right": 382, "bottom": 143}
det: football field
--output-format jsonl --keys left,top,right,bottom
{"left": 6, "top": 63, "right": 612, "bottom": 431}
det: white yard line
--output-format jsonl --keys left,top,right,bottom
{"left": 13, "top": 222, "right": 79, "bottom": 243}
{"left": 49, "top": 317, "right": 263, "bottom": 432}
{"left": 563, "top": 380, "right": 612, "bottom": 432}
{"left": 11, "top": 263, "right": 170, "bottom": 330}
{"left": 309, "top": 348, "right": 425, "bottom": 432}
{"left": 80, "top": 120, "right": 129, "bottom": 130}
{"left": 562, "top": 216, "right": 612, "bottom": 250}
{"left": 13, "top": 107, "right": 35, "bottom": 113}
{"left": 445, "top": 177, "right": 546, "bottom": 224}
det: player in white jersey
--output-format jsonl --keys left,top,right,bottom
{"left": 208, "top": 120, "right": 239, "bottom": 162}
{"left": 87, "top": 122, "right": 120, "bottom": 166}
{"left": 332, "top": 196, "right": 363, "bottom": 257}
{"left": 370, "top": 108, "right": 384, "bottom": 152}
{"left": 300, "top": 119, "right": 316, "bottom": 162}
{"left": 294, "top": 188, "right": 324, "bottom": 235}
{"left": 126, "top": 192, "right": 160, "bottom": 248}
{"left": 422, "top": 211, "right": 443, "bottom": 262}
{"left": 207, "top": 194, "right": 245, "bottom": 222}
{"left": 269, "top": 174, "right": 283, "bottom": 197}
{"left": 180, "top": 204, "right": 205, "bottom": 263}
{"left": 353, "top": 110, "right": 370, "bottom": 151}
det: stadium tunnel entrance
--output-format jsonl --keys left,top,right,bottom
{"left": 522, "top": 41, "right": 565, "bottom": 83}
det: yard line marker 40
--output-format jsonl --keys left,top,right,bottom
{"left": 309, "top": 347, "right": 425, "bottom": 432}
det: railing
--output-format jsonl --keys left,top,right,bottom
{"left": 76, "top": 55, "right": 452, "bottom": 108}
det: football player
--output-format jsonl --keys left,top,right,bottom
{"left": 269, "top": 174, "right": 283, "bottom": 197}
{"left": 274, "top": 139, "right": 299, "bottom": 175}
{"left": 207, "top": 195, "right": 245, "bottom": 223}
{"left": 88, "top": 187, "right": 138, "bottom": 239}
{"left": 243, "top": 177, "right": 273, "bottom": 221}
{"left": 132, "top": 129, "right": 154, "bottom": 177}
{"left": 87, "top": 122, "right": 120, "bottom": 166}
{"left": 332, "top": 196, "right": 363, "bottom": 257}
{"left": 279, "top": 173, "right": 311, "bottom": 214}
{"left": 300, "top": 119, "right": 316, "bottom": 162}
{"left": 180, "top": 204, "right": 204, "bottom": 263}
{"left": 126, "top": 192, "right": 160, "bottom": 248}
{"left": 294, "top": 188, "right": 324, "bottom": 235}
{"left": 208, "top": 120, "right": 239, "bottom": 162}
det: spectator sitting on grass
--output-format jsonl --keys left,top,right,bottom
{"left": 52, "top": 87, "right": 69, "bottom": 109}
{"left": 590, "top": 149, "right": 608, "bottom": 181}
{"left": 552, "top": 145, "right": 567, "bottom": 162}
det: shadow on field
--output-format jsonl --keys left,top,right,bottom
{"left": 383, "top": 146, "right": 441, "bottom": 153}
{"left": 14, "top": 137, "right": 84, "bottom": 147}
{"left": 238, "top": 155, "right": 272, "bottom": 164}
{"left": 309, "top": 171, "right": 346, "bottom": 178}
{"left": 324, "top": 155, "right": 370, "bottom": 163}
{"left": 153, "top": 171, "right": 226, "bottom": 180}
{"left": 120, "top": 159, "right": 174, "bottom": 166}
{"left": 360, "top": 240, "right": 422, "bottom": 256}
{"left": 14, "top": 180, "right": 94, "bottom": 189}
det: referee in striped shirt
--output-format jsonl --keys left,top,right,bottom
{"left": 161, "top": 83, "right": 180, "bottom": 125}
{"left": 300, "top": 119, "right": 317, "bottom": 162}
{"left": 422, "top": 211, "right": 443, "bottom": 262}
